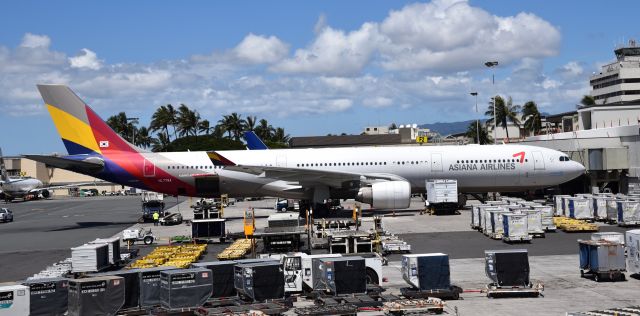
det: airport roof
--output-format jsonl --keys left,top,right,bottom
{"left": 289, "top": 134, "right": 401, "bottom": 148}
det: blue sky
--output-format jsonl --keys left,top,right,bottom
{"left": 1, "top": 0, "right": 639, "bottom": 155}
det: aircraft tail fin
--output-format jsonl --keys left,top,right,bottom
{"left": 37, "top": 84, "right": 144, "bottom": 156}
{"left": 0, "top": 147, "right": 9, "bottom": 182}
{"left": 243, "top": 131, "right": 269, "bottom": 150}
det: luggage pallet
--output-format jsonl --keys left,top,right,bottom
{"left": 194, "top": 301, "right": 289, "bottom": 316}
{"left": 568, "top": 305, "right": 640, "bottom": 316}
{"left": 400, "top": 286, "right": 461, "bottom": 300}
{"left": 580, "top": 268, "right": 626, "bottom": 282}
{"left": 383, "top": 298, "right": 444, "bottom": 315}
{"left": 502, "top": 235, "right": 532, "bottom": 243}
{"left": 488, "top": 233, "right": 503, "bottom": 240}
{"left": 561, "top": 224, "right": 598, "bottom": 232}
{"left": 294, "top": 304, "right": 358, "bottom": 316}
{"left": 618, "top": 221, "right": 640, "bottom": 227}
{"left": 485, "top": 283, "right": 543, "bottom": 298}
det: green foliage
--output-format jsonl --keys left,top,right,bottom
{"left": 465, "top": 121, "right": 493, "bottom": 144}
{"left": 165, "top": 135, "right": 245, "bottom": 152}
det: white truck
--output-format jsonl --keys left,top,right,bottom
{"left": 425, "top": 179, "right": 459, "bottom": 214}
{"left": 265, "top": 252, "right": 383, "bottom": 293}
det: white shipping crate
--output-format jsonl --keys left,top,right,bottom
{"left": 472, "top": 205, "right": 500, "bottom": 230}
{"left": 614, "top": 200, "right": 640, "bottom": 225}
{"left": 606, "top": 199, "right": 623, "bottom": 223}
{"left": 0, "top": 283, "right": 29, "bottom": 316}
{"left": 89, "top": 237, "right": 121, "bottom": 265}
{"left": 71, "top": 243, "right": 110, "bottom": 273}
{"left": 567, "top": 198, "right": 591, "bottom": 220}
{"left": 426, "top": 179, "right": 458, "bottom": 204}
{"left": 487, "top": 211, "right": 508, "bottom": 238}
{"left": 626, "top": 230, "right": 640, "bottom": 275}
{"left": 502, "top": 213, "right": 530, "bottom": 242}
{"left": 590, "top": 196, "right": 614, "bottom": 220}
{"left": 522, "top": 210, "right": 544, "bottom": 234}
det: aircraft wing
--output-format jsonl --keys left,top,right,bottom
{"left": 226, "top": 165, "right": 407, "bottom": 188}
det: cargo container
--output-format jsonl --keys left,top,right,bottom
{"left": 578, "top": 239, "right": 626, "bottom": 282}
{"left": 486, "top": 210, "right": 508, "bottom": 238}
{"left": 591, "top": 232, "right": 625, "bottom": 245}
{"left": 472, "top": 205, "right": 499, "bottom": 230}
{"left": 90, "top": 266, "right": 172, "bottom": 310}
{"left": 606, "top": 199, "right": 624, "bottom": 223}
{"left": 401, "top": 254, "right": 450, "bottom": 291}
{"left": 23, "top": 278, "right": 68, "bottom": 316}
{"left": 313, "top": 257, "right": 367, "bottom": 295}
{"left": 160, "top": 268, "right": 212, "bottom": 310}
{"left": 191, "top": 218, "right": 226, "bottom": 242}
{"left": 532, "top": 205, "right": 555, "bottom": 231}
{"left": 71, "top": 243, "right": 110, "bottom": 273}
{"left": 89, "top": 237, "right": 121, "bottom": 265}
{"left": 425, "top": 179, "right": 459, "bottom": 214}
{"left": 502, "top": 213, "right": 531, "bottom": 242}
{"left": 67, "top": 276, "right": 125, "bottom": 316}
{"left": 484, "top": 249, "right": 530, "bottom": 287}
{"left": 522, "top": 209, "right": 544, "bottom": 236}
{"left": 234, "top": 261, "right": 284, "bottom": 302}
{"left": 0, "top": 283, "right": 29, "bottom": 316}
{"left": 191, "top": 261, "right": 237, "bottom": 298}
{"left": 554, "top": 195, "right": 571, "bottom": 216}
{"left": 613, "top": 200, "right": 640, "bottom": 226}
{"left": 567, "top": 198, "right": 591, "bottom": 220}
{"left": 626, "top": 230, "right": 640, "bottom": 275}
{"left": 590, "top": 196, "right": 614, "bottom": 221}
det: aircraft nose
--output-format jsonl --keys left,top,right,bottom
{"left": 572, "top": 161, "right": 586, "bottom": 177}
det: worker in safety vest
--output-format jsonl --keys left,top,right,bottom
{"left": 153, "top": 212, "right": 160, "bottom": 226}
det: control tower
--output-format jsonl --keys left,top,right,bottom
{"left": 590, "top": 39, "right": 640, "bottom": 105}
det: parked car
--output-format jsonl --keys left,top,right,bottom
{"left": 0, "top": 208, "right": 13, "bottom": 222}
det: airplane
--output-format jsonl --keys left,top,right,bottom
{"left": 0, "top": 148, "right": 51, "bottom": 201}
{"left": 26, "top": 84, "right": 585, "bottom": 215}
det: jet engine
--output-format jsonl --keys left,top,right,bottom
{"left": 356, "top": 181, "right": 411, "bottom": 209}
{"left": 40, "top": 189, "right": 50, "bottom": 198}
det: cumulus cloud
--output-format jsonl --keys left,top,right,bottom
{"left": 69, "top": 48, "right": 103, "bottom": 70}
{"left": 233, "top": 33, "right": 289, "bottom": 64}
{"left": 20, "top": 33, "right": 51, "bottom": 48}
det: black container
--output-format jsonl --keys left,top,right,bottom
{"left": 234, "top": 261, "right": 284, "bottom": 302}
{"left": 90, "top": 266, "right": 172, "bottom": 309}
{"left": 485, "top": 249, "right": 530, "bottom": 287}
{"left": 191, "top": 261, "right": 237, "bottom": 298}
{"left": 160, "top": 268, "right": 213, "bottom": 310}
{"left": 191, "top": 219, "right": 226, "bottom": 239}
{"left": 23, "top": 278, "right": 69, "bottom": 316}
{"left": 67, "top": 276, "right": 125, "bottom": 316}
{"left": 312, "top": 257, "right": 367, "bottom": 295}
{"left": 404, "top": 254, "right": 451, "bottom": 291}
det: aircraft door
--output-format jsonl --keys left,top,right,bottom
{"left": 276, "top": 155, "right": 287, "bottom": 167}
{"left": 143, "top": 158, "right": 156, "bottom": 177}
{"left": 533, "top": 151, "right": 545, "bottom": 170}
{"left": 431, "top": 153, "right": 443, "bottom": 172}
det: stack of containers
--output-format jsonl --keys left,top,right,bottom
{"left": 67, "top": 276, "right": 125, "bottom": 316}
{"left": 89, "top": 237, "right": 121, "bottom": 266}
{"left": 473, "top": 205, "right": 500, "bottom": 231}
{"left": 22, "top": 278, "right": 68, "bottom": 316}
{"left": 0, "top": 283, "right": 29, "bottom": 316}
{"left": 191, "top": 261, "right": 237, "bottom": 299}
{"left": 626, "top": 230, "right": 640, "bottom": 276}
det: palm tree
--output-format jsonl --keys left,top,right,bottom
{"left": 465, "top": 122, "right": 492, "bottom": 144}
{"left": 135, "top": 126, "right": 153, "bottom": 149}
{"left": 212, "top": 124, "right": 226, "bottom": 139}
{"left": 218, "top": 113, "right": 245, "bottom": 141}
{"left": 580, "top": 95, "right": 596, "bottom": 108}
{"left": 198, "top": 119, "right": 211, "bottom": 135}
{"left": 255, "top": 119, "right": 275, "bottom": 140}
{"left": 151, "top": 132, "right": 171, "bottom": 152}
{"left": 177, "top": 104, "right": 200, "bottom": 137}
{"left": 522, "top": 101, "right": 542, "bottom": 136}
{"left": 166, "top": 104, "right": 178, "bottom": 139}
{"left": 150, "top": 105, "right": 173, "bottom": 141}
{"left": 106, "top": 112, "right": 135, "bottom": 142}
{"left": 245, "top": 116, "right": 257, "bottom": 132}
{"left": 271, "top": 127, "right": 290, "bottom": 144}
{"left": 485, "top": 96, "right": 520, "bottom": 141}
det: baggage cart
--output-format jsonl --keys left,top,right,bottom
{"left": 502, "top": 213, "right": 532, "bottom": 242}
{"left": 578, "top": 239, "right": 626, "bottom": 282}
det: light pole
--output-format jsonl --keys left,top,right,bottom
{"left": 127, "top": 117, "right": 139, "bottom": 145}
{"left": 485, "top": 61, "right": 499, "bottom": 141}
{"left": 470, "top": 92, "right": 479, "bottom": 144}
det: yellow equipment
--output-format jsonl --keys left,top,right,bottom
{"left": 244, "top": 208, "right": 255, "bottom": 237}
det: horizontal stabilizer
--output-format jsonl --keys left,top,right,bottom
{"left": 24, "top": 155, "right": 104, "bottom": 174}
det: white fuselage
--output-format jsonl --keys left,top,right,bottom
{"left": 0, "top": 178, "right": 43, "bottom": 198}
{"left": 145, "top": 144, "right": 585, "bottom": 199}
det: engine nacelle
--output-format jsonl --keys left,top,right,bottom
{"left": 40, "top": 189, "right": 51, "bottom": 198}
{"left": 356, "top": 181, "right": 411, "bottom": 209}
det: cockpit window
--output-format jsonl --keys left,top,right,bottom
{"left": 559, "top": 156, "right": 569, "bottom": 161}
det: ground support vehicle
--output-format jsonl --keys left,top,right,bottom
{"left": 425, "top": 179, "right": 459, "bottom": 215}
{"left": 0, "top": 207, "right": 13, "bottom": 222}
{"left": 122, "top": 228, "right": 155, "bottom": 246}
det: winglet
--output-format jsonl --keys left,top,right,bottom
{"left": 207, "top": 151, "right": 236, "bottom": 166}
{"left": 243, "top": 131, "right": 269, "bottom": 150}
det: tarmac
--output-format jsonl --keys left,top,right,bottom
{"left": 1, "top": 195, "right": 639, "bottom": 315}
